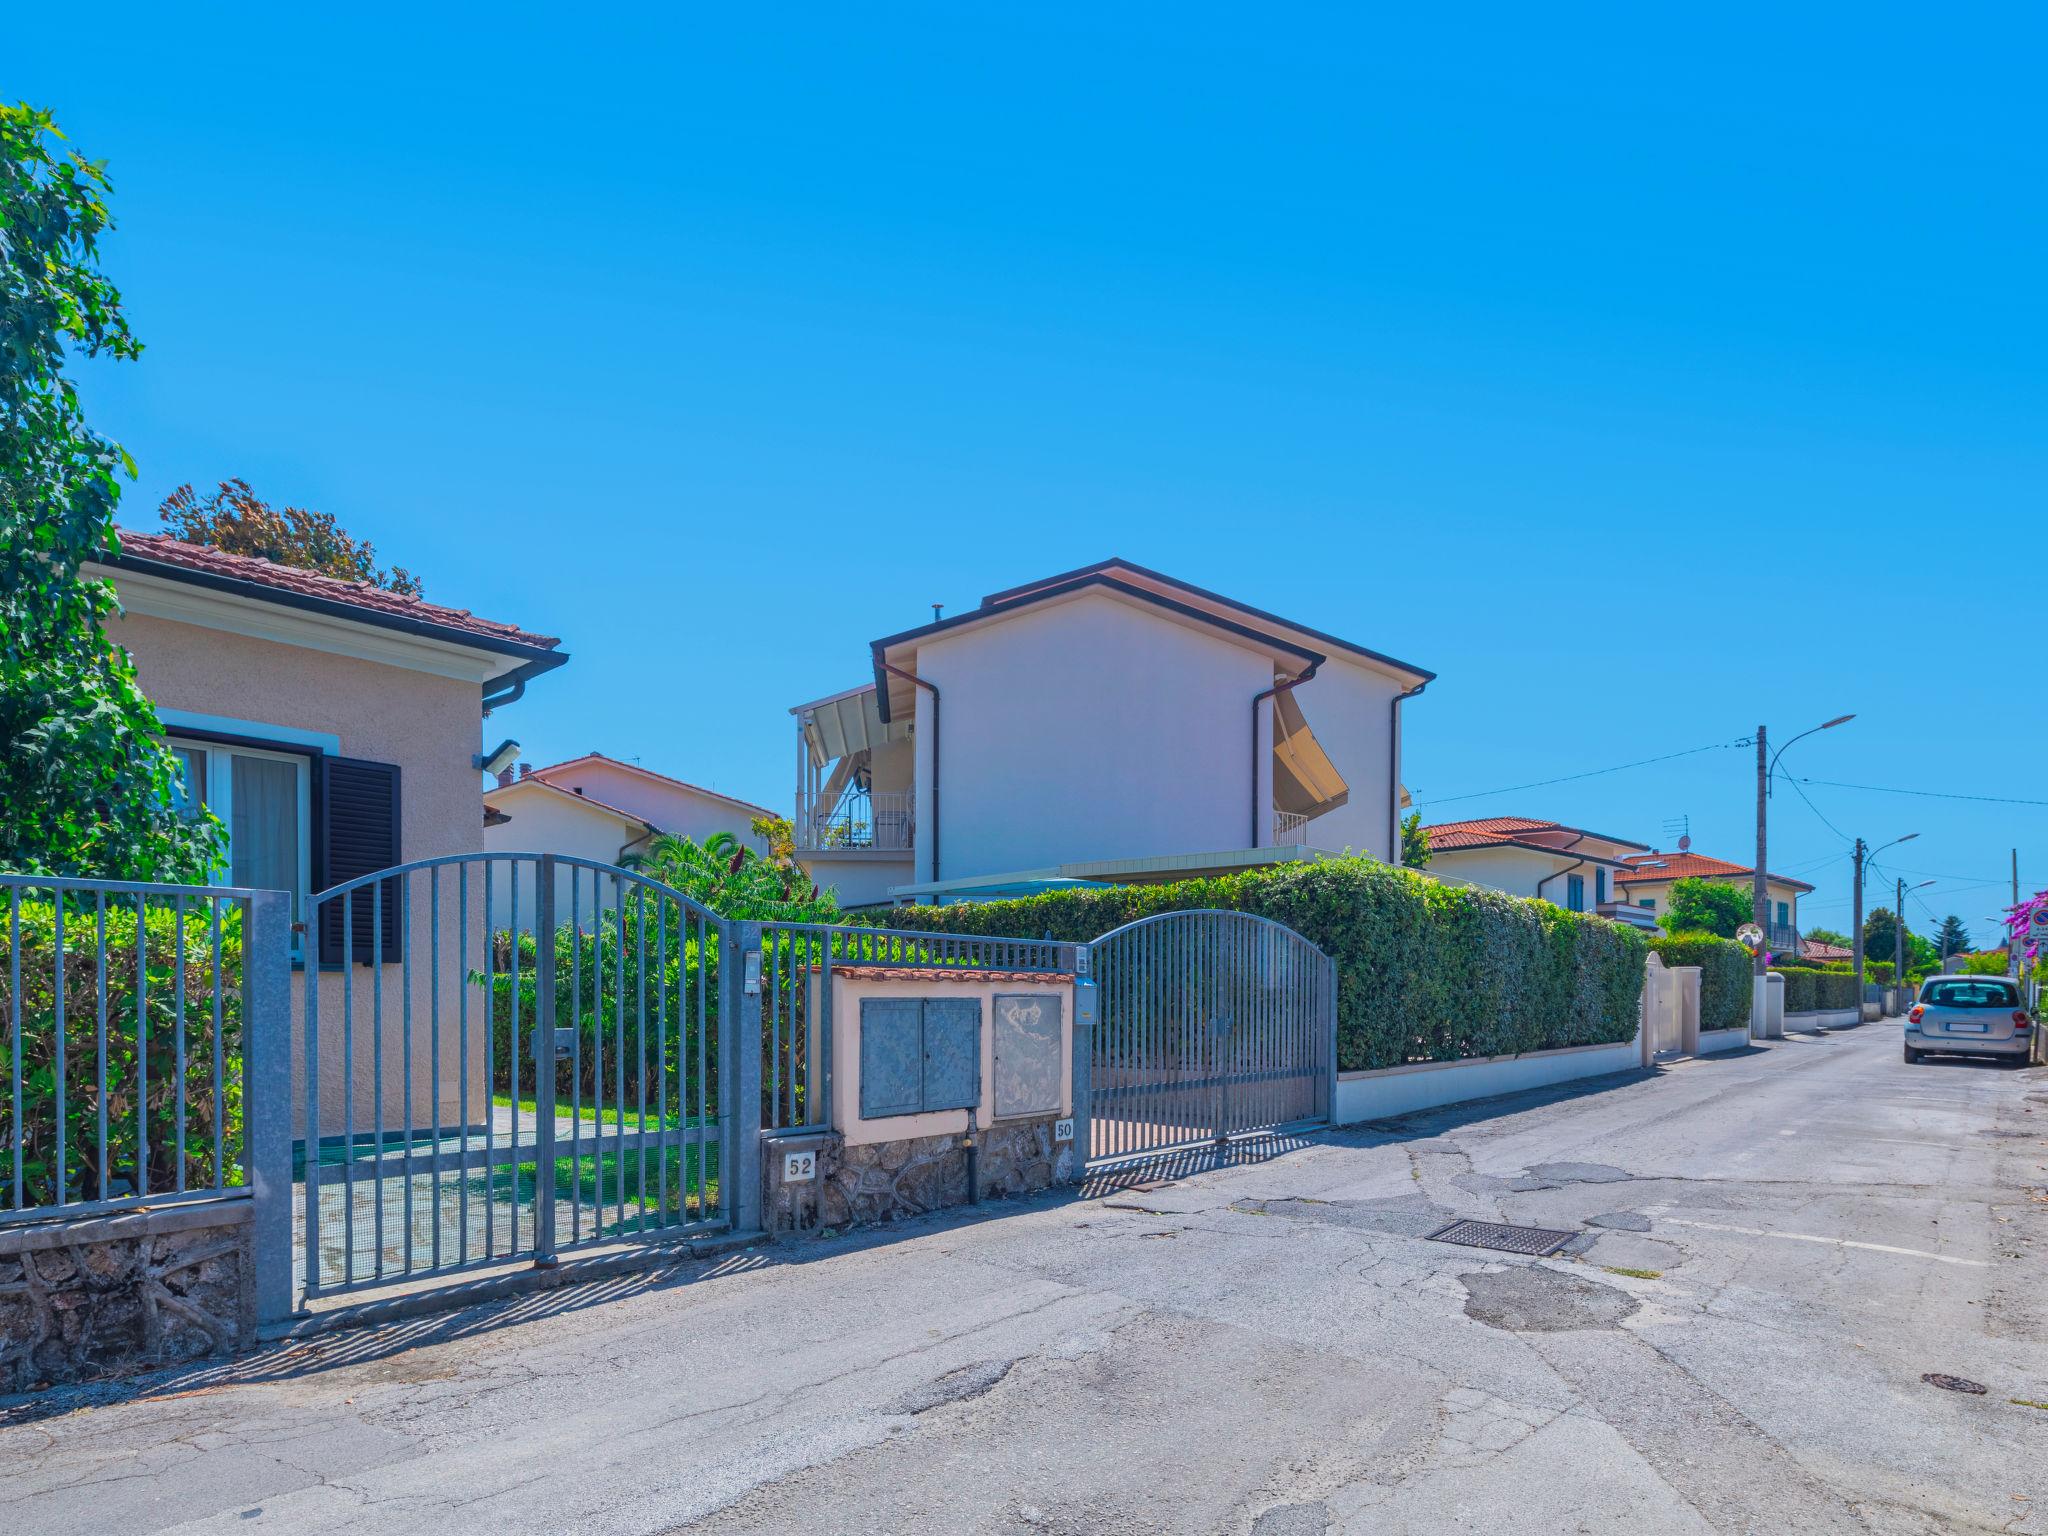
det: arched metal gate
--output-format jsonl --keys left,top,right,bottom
{"left": 1083, "top": 910, "right": 1336, "bottom": 1165}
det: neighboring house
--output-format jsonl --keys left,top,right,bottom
{"left": 1801, "top": 937, "right": 1853, "bottom": 964}
{"left": 1421, "top": 817, "right": 1655, "bottom": 927}
{"left": 94, "top": 529, "right": 565, "bottom": 1135}
{"left": 1615, "top": 850, "right": 1813, "bottom": 952}
{"left": 482, "top": 753, "right": 776, "bottom": 923}
{"left": 788, "top": 558, "right": 1435, "bottom": 907}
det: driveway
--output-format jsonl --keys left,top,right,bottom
{"left": 5, "top": 1024, "right": 2046, "bottom": 1534}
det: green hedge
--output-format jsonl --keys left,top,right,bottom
{"left": 1778, "top": 959, "right": 1894, "bottom": 983}
{"left": 1647, "top": 934, "right": 1752, "bottom": 1032}
{"left": 0, "top": 896, "right": 244, "bottom": 1209}
{"left": 882, "top": 857, "right": 1649, "bottom": 1072}
{"left": 1771, "top": 967, "right": 1861, "bottom": 1012}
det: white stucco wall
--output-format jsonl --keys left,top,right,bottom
{"left": 533, "top": 759, "right": 768, "bottom": 853}
{"left": 796, "top": 852, "right": 916, "bottom": 910}
{"left": 1283, "top": 655, "right": 1402, "bottom": 860}
{"left": 911, "top": 590, "right": 1277, "bottom": 881}
{"left": 484, "top": 787, "right": 650, "bottom": 929}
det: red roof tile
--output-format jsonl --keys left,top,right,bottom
{"left": 1616, "top": 852, "right": 1814, "bottom": 894}
{"left": 1422, "top": 816, "right": 1650, "bottom": 853}
{"left": 108, "top": 530, "right": 560, "bottom": 652}
{"left": 825, "top": 966, "right": 1075, "bottom": 985}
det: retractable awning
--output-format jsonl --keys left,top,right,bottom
{"left": 797, "top": 686, "right": 910, "bottom": 767}
{"left": 1272, "top": 689, "right": 1349, "bottom": 819}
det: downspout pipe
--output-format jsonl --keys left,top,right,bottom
{"left": 1533, "top": 833, "right": 1590, "bottom": 909}
{"left": 882, "top": 661, "right": 940, "bottom": 882}
{"left": 1252, "top": 661, "right": 1321, "bottom": 846}
{"left": 1389, "top": 679, "right": 1429, "bottom": 863}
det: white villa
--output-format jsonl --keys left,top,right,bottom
{"left": 1420, "top": 816, "right": 1656, "bottom": 928}
{"left": 787, "top": 558, "right": 1435, "bottom": 908}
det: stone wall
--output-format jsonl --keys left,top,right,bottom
{"left": 0, "top": 1200, "right": 254, "bottom": 1391}
{"left": 764, "top": 1114, "right": 1077, "bottom": 1235}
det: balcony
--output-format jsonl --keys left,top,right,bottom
{"left": 796, "top": 789, "right": 914, "bottom": 852}
{"left": 1273, "top": 810, "right": 1313, "bottom": 844}
{"left": 1767, "top": 924, "right": 1800, "bottom": 956}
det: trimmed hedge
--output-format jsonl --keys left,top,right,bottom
{"left": 1647, "top": 934, "right": 1752, "bottom": 1033}
{"left": 1771, "top": 967, "right": 1860, "bottom": 1013}
{"left": 882, "top": 857, "right": 1649, "bottom": 1072}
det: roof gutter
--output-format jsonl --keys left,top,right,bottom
{"left": 881, "top": 662, "right": 939, "bottom": 880}
{"left": 1390, "top": 679, "right": 1429, "bottom": 864}
{"left": 482, "top": 654, "right": 566, "bottom": 717}
{"left": 1532, "top": 832, "right": 1590, "bottom": 907}
{"left": 1253, "top": 661, "right": 1321, "bottom": 846}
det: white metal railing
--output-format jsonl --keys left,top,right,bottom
{"left": 796, "top": 789, "right": 914, "bottom": 851}
{"left": 1273, "top": 810, "right": 1312, "bottom": 843}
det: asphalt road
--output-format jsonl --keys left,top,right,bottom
{"left": 5, "top": 1021, "right": 2047, "bottom": 1534}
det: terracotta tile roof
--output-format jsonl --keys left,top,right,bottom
{"left": 108, "top": 529, "right": 560, "bottom": 652}
{"left": 1616, "top": 852, "right": 1815, "bottom": 894}
{"left": 825, "top": 965, "right": 1075, "bottom": 985}
{"left": 1801, "top": 938, "right": 1853, "bottom": 961}
{"left": 1422, "top": 816, "right": 1650, "bottom": 853}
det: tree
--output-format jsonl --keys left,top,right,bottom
{"left": 1957, "top": 950, "right": 2010, "bottom": 977}
{"left": 1802, "top": 926, "right": 1851, "bottom": 948}
{"left": 1660, "top": 877, "right": 1752, "bottom": 939}
{"left": 1400, "top": 810, "right": 1430, "bottom": 868}
{"left": 632, "top": 831, "right": 838, "bottom": 923}
{"left": 1864, "top": 908, "right": 1938, "bottom": 971}
{"left": 0, "top": 105, "right": 220, "bottom": 881}
{"left": 1935, "top": 915, "right": 1971, "bottom": 958}
{"left": 159, "top": 478, "right": 423, "bottom": 596}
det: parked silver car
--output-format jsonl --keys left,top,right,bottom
{"left": 1903, "top": 975, "right": 2033, "bottom": 1063}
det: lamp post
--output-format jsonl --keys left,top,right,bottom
{"left": 1754, "top": 716, "right": 1854, "bottom": 1027}
{"left": 1852, "top": 833, "right": 1917, "bottom": 1009}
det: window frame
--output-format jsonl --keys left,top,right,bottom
{"left": 167, "top": 732, "right": 315, "bottom": 958}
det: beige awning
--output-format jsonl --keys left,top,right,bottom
{"left": 1272, "top": 689, "right": 1350, "bottom": 818}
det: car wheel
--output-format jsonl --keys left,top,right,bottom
{"left": 1903, "top": 1044, "right": 1923, "bottom": 1064}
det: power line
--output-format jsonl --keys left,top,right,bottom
{"left": 1413, "top": 740, "right": 1741, "bottom": 809}
{"left": 1789, "top": 776, "right": 2048, "bottom": 809}
{"left": 1781, "top": 773, "right": 1855, "bottom": 846}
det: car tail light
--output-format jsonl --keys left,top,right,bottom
{"left": 1908, "top": 1005, "right": 1924, "bottom": 1024}
{"left": 2015, "top": 1011, "right": 2032, "bottom": 1031}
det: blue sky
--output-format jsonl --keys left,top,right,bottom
{"left": 18, "top": 5, "right": 2045, "bottom": 943}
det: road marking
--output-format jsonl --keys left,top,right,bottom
{"left": 1658, "top": 1217, "right": 1989, "bottom": 1267}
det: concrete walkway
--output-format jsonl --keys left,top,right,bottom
{"left": 6, "top": 1023, "right": 2046, "bottom": 1533}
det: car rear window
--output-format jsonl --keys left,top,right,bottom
{"left": 1920, "top": 979, "right": 2019, "bottom": 1009}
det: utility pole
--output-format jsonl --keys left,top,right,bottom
{"left": 1895, "top": 876, "right": 1905, "bottom": 982}
{"left": 1852, "top": 837, "right": 1867, "bottom": 1001}
{"left": 1753, "top": 725, "right": 1768, "bottom": 970}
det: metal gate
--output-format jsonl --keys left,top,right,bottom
{"left": 298, "top": 853, "right": 738, "bottom": 1301}
{"left": 1083, "top": 910, "right": 1336, "bottom": 1165}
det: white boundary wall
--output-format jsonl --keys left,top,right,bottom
{"left": 1697, "top": 1026, "right": 1748, "bottom": 1054}
{"left": 1333, "top": 1039, "right": 1641, "bottom": 1125}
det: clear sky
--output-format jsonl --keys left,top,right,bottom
{"left": 18, "top": 5, "right": 2045, "bottom": 944}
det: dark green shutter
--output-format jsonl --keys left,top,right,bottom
{"left": 315, "top": 755, "right": 403, "bottom": 964}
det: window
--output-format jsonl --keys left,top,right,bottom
{"left": 1920, "top": 979, "right": 2018, "bottom": 1009}
{"left": 1775, "top": 901, "right": 1789, "bottom": 928}
{"left": 1638, "top": 899, "right": 1655, "bottom": 911}
{"left": 1566, "top": 874, "right": 1585, "bottom": 912}
{"left": 169, "top": 739, "right": 312, "bottom": 948}
{"left": 1595, "top": 868, "right": 1608, "bottom": 905}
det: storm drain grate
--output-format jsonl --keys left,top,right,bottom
{"left": 1426, "top": 1219, "right": 1578, "bottom": 1257}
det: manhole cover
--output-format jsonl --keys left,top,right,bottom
{"left": 1427, "top": 1219, "right": 1577, "bottom": 1257}
{"left": 1921, "top": 1373, "right": 1988, "bottom": 1395}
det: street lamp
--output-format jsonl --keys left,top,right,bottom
{"left": 1752, "top": 716, "right": 1854, "bottom": 1006}
{"left": 1852, "top": 832, "right": 1917, "bottom": 998}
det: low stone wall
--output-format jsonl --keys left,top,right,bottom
{"left": 1, "top": 1200, "right": 254, "bottom": 1391}
{"left": 764, "top": 1115, "right": 1076, "bottom": 1235}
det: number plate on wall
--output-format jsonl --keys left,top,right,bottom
{"left": 783, "top": 1150, "right": 816, "bottom": 1182}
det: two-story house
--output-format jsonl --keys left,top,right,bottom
{"left": 1419, "top": 817, "right": 1656, "bottom": 927}
{"left": 1615, "top": 847, "right": 1813, "bottom": 952}
{"left": 788, "top": 559, "right": 1435, "bottom": 907}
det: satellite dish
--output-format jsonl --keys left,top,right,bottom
{"left": 1678, "top": 834, "right": 1692, "bottom": 852}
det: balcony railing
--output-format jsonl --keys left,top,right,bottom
{"left": 1273, "top": 810, "right": 1312, "bottom": 844}
{"left": 1767, "top": 923, "right": 1800, "bottom": 955}
{"left": 796, "top": 789, "right": 914, "bottom": 852}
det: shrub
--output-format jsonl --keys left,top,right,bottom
{"left": 880, "top": 857, "right": 1649, "bottom": 1072}
{"left": 1647, "top": 934, "right": 1752, "bottom": 1032}
{"left": 1771, "top": 967, "right": 1860, "bottom": 1012}
{"left": 0, "top": 894, "right": 244, "bottom": 1208}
